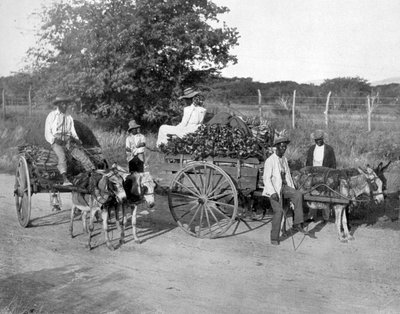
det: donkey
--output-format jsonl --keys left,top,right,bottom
{"left": 111, "top": 164, "right": 156, "bottom": 244}
{"left": 70, "top": 167, "right": 128, "bottom": 250}
{"left": 292, "top": 166, "right": 384, "bottom": 242}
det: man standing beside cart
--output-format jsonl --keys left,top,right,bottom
{"left": 305, "top": 129, "right": 337, "bottom": 223}
{"left": 262, "top": 135, "right": 308, "bottom": 245}
{"left": 45, "top": 96, "right": 95, "bottom": 185}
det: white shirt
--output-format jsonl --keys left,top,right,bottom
{"left": 45, "top": 108, "right": 79, "bottom": 145}
{"left": 313, "top": 144, "right": 325, "bottom": 167}
{"left": 262, "top": 153, "right": 294, "bottom": 197}
{"left": 126, "top": 133, "right": 146, "bottom": 162}
{"left": 177, "top": 104, "right": 206, "bottom": 127}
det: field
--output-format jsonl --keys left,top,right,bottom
{"left": 1, "top": 101, "right": 399, "bottom": 172}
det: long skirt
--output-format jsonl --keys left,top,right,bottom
{"left": 156, "top": 124, "right": 200, "bottom": 146}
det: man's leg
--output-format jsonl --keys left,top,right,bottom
{"left": 282, "top": 185, "right": 304, "bottom": 225}
{"left": 69, "top": 147, "right": 95, "bottom": 172}
{"left": 269, "top": 197, "right": 284, "bottom": 244}
{"left": 52, "top": 143, "right": 70, "bottom": 184}
{"left": 52, "top": 143, "right": 67, "bottom": 173}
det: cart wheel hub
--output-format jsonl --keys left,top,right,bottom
{"left": 198, "top": 197, "right": 207, "bottom": 205}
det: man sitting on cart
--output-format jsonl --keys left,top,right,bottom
{"left": 156, "top": 87, "right": 207, "bottom": 147}
{"left": 262, "top": 135, "right": 308, "bottom": 245}
{"left": 45, "top": 96, "right": 95, "bottom": 185}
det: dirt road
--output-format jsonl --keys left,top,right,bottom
{"left": 1, "top": 172, "right": 400, "bottom": 314}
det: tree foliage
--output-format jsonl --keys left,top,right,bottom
{"left": 29, "top": 0, "right": 239, "bottom": 126}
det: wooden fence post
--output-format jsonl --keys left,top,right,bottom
{"left": 1, "top": 89, "right": 5, "bottom": 118}
{"left": 324, "top": 91, "right": 331, "bottom": 127}
{"left": 28, "top": 86, "right": 32, "bottom": 117}
{"left": 292, "top": 90, "right": 296, "bottom": 129}
{"left": 257, "top": 89, "right": 262, "bottom": 118}
{"left": 367, "top": 95, "right": 371, "bottom": 132}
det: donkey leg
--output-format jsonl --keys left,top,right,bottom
{"left": 342, "top": 207, "right": 354, "bottom": 241}
{"left": 102, "top": 209, "right": 114, "bottom": 251}
{"left": 335, "top": 206, "right": 347, "bottom": 243}
{"left": 114, "top": 204, "right": 124, "bottom": 246}
{"left": 132, "top": 205, "right": 140, "bottom": 243}
{"left": 82, "top": 210, "right": 88, "bottom": 233}
{"left": 87, "top": 207, "right": 97, "bottom": 250}
{"left": 70, "top": 205, "right": 76, "bottom": 238}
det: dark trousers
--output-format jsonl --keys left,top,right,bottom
{"left": 269, "top": 185, "right": 304, "bottom": 241}
{"left": 128, "top": 156, "right": 144, "bottom": 173}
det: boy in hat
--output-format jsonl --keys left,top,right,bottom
{"left": 156, "top": 87, "right": 207, "bottom": 146}
{"left": 45, "top": 96, "right": 95, "bottom": 185}
{"left": 263, "top": 135, "right": 308, "bottom": 245}
{"left": 305, "top": 129, "right": 336, "bottom": 223}
{"left": 126, "top": 119, "right": 146, "bottom": 173}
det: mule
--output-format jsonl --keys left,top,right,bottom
{"left": 111, "top": 164, "right": 156, "bottom": 244}
{"left": 292, "top": 166, "right": 384, "bottom": 242}
{"left": 70, "top": 167, "right": 128, "bottom": 250}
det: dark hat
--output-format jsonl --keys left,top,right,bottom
{"left": 178, "top": 87, "right": 200, "bottom": 99}
{"left": 273, "top": 136, "right": 290, "bottom": 146}
{"left": 53, "top": 96, "right": 75, "bottom": 105}
{"left": 312, "top": 129, "right": 325, "bottom": 140}
{"left": 128, "top": 119, "right": 140, "bottom": 131}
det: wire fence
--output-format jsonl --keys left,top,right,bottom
{"left": 2, "top": 89, "right": 400, "bottom": 130}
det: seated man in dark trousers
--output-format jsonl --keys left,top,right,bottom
{"left": 263, "top": 136, "right": 308, "bottom": 245}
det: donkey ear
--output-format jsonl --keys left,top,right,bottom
{"left": 382, "top": 161, "right": 391, "bottom": 171}
{"left": 357, "top": 167, "right": 367, "bottom": 175}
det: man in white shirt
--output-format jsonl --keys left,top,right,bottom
{"left": 156, "top": 87, "right": 207, "bottom": 146}
{"left": 305, "top": 129, "right": 337, "bottom": 223}
{"left": 263, "top": 136, "right": 308, "bottom": 245}
{"left": 126, "top": 119, "right": 146, "bottom": 172}
{"left": 45, "top": 96, "right": 95, "bottom": 185}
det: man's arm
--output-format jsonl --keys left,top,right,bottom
{"left": 69, "top": 117, "right": 80, "bottom": 143}
{"left": 44, "top": 112, "right": 55, "bottom": 145}
{"left": 263, "top": 158, "right": 278, "bottom": 197}
{"left": 305, "top": 146, "right": 314, "bottom": 167}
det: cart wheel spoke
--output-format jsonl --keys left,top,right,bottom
{"left": 168, "top": 162, "right": 238, "bottom": 238}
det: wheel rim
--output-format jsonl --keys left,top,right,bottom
{"left": 14, "top": 156, "right": 31, "bottom": 227}
{"left": 168, "top": 162, "right": 238, "bottom": 238}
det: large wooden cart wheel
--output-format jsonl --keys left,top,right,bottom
{"left": 14, "top": 156, "right": 32, "bottom": 227}
{"left": 168, "top": 161, "right": 238, "bottom": 238}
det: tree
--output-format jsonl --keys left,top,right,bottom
{"left": 320, "top": 77, "right": 371, "bottom": 108}
{"left": 29, "top": 0, "right": 239, "bottom": 126}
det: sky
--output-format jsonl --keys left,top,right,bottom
{"left": 1, "top": 0, "right": 400, "bottom": 84}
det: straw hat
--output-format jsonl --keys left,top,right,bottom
{"left": 178, "top": 87, "right": 200, "bottom": 99}
{"left": 128, "top": 119, "right": 141, "bottom": 131}
{"left": 53, "top": 96, "right": 74, "bottom": 106}
{"left": 311, "top": 129, "right": 326, "bottom": 140}
{"left": 273, "top": 136, "right": 290, "bottom": 146}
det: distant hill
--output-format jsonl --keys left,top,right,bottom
{"left": 371, "top": 77, "right": 400, "bottom": 86}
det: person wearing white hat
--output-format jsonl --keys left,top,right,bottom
{"left": 156, "top": 87, "right": 207, "bottom": 146}
{"left": 126, "top": 119, "right": 146, "bottom": 173}
{"left": 45, "top": 96, "right": 95, "bottom": 185}
{"left": 262, "top": 135, "right": 308, "bottom": 245}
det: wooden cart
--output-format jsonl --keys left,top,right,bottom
{"left": 157, "top": 154, "right": 265, "bottom": 238}
{"left": 14, "top": 145, "right": 106, "bottom": 228}
{"left": 156, "top": 153, "right": 354, "bottom": 239}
